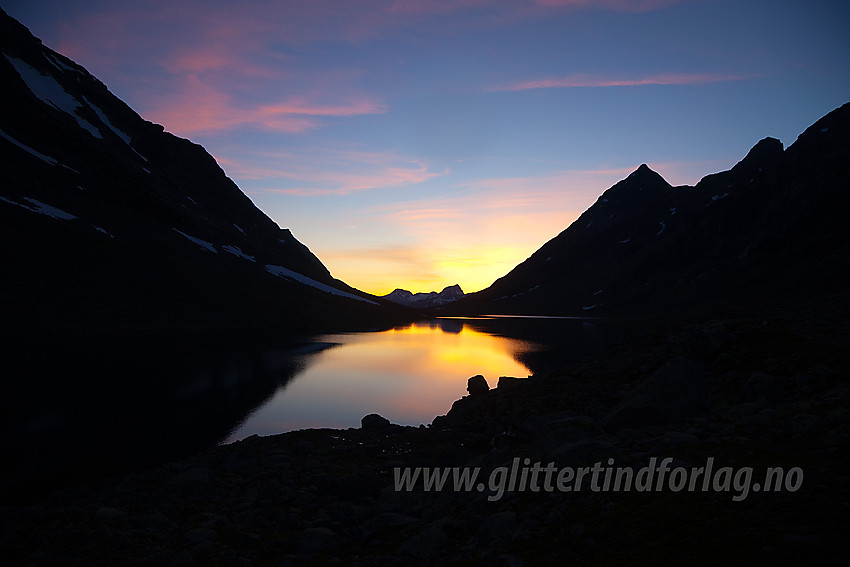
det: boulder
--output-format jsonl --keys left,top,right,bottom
{"left": 497, "top": 376, "right": 526, "bottom": 391}
{"left": 467, "top": 375, "right": 490, "bottom": 396}
{"left": 361, "top": 413, "right": 391, "bottom": 431}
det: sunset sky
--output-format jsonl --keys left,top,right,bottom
{"left": 4, "top": 0, "right": 849, "bottom": 294}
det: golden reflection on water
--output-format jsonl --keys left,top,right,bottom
{"left": 226, "top": 319, "right": 536, "bottom": 440}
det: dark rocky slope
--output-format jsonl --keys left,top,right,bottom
{"left": 0, "top": 8, "right": 410, "bottom": 337}
{"left": 0, "top": 8, "right": 413, "bottom": 510}
{"left": 450, "top": 103, "right": 850, "bottom": 318}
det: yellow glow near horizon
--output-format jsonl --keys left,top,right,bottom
{"left": 320, "top": 213, "right": 585, "bottom": 296}
{"left": 325, "top": 243, "right": 534, "bottom": 296}
{"left": 304, "top": 166, "right": 673, "bottom": 296}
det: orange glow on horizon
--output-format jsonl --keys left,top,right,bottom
{"left": 308, "top": 162, "right": 711, "bottom": 296}
{"left": 324, "top": 243, "right": 537, "bottom": 296}
{"left": 320, "top": 220, "right": 582, "bottom": 296}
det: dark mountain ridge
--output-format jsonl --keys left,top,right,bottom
{"left": 450, "top": 103, "right": 850, "bottom": 318}
{"left": 0, "top": 9, "right": 417, "bottom": 501}
{"left": 0, "top": 9, "right": 411, "bottom": 336}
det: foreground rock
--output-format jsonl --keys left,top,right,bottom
{"left": 1, "top": 307, "right": 848, "bottom": 565}
{"left": 467, "top": 374, "right": 490, "bottom": 396}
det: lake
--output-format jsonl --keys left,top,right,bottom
{"left": 1, "top": 315, "right": 633, "bottom": 501}
{"left": 224, "top": 316, "right": 631, "bottom": 441}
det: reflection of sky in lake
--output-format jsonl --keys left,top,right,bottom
{"left": 225, "top": 319, "right": 537, "bottom": 441}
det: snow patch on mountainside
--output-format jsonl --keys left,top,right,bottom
{"left": 23, "top": 197, "right": 76, "bottom": 220}
{"left": 80, "top": 95, "right": 148, "bottom": 162}
{"left": 44, "top": 52, "right": 77, "bottom": 73}
{"left": 81, "top": 96, "right": 130, "bottom": 144}
{"left": 0, "top": 195, "right": 76, "bottom": 220}
{"left": 222, "top": 245, "right": 255, "bottom": 262}
{"left": 173, "top": 228, "right": 217, "bottom": 253}
{"left": 265, "top": 265, "right": 377, "bottom": 304}
{"left": 4, "top": 55, "right": 102, "bottom": 139}
{"left": 0, "top": 128, "right": 59, "bottom": 165}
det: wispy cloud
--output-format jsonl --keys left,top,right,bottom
{"left": 221, "top": 148, "right": 446, "bottom": 195}
{"left": 492, "top": 72, "right": 758, "bottom": 92}
{"left": 351, "top": 167, "right": 631, "bottom": 288}
{"left": 53, "top": 2, "right": 392, "bottom": 138}
{"left": 142, "top": 70, "right": 387, "bottom": 136}
{"left": 313, "top": 161, "right": 712, "bottom": 294}
{"left": 386, "top": 0, "right": 494, "bottom": 15}
{"left": 368, "top": 166, "right": 639, "bottom": 229}
{"left": 49, "top": 0, "right": 701, "bottom": 138}
{"left": 531, "top": 0, "right": 682, "bottom": 12}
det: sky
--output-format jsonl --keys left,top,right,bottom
{"left": 4, "top": 1, "right": 849, "bottom": 295}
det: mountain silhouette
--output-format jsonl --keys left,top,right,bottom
{"left": 381, "top": 284, "right": 465, "bottom": 309}
{"left": 0, "top": 9, "right": 409, "bottom": 336}
{"left": 449, "top": 103, "right": 850, "bottom": 317}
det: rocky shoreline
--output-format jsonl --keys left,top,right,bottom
{"left": 2, "top": 307, "right": 849, "bottom": 565}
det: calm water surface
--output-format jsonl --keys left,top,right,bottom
{"left": 2, "top": 316, "right": 632, "bottom": 500}
{"left": 224, "top": 316, "right": 623, "bottom": 441}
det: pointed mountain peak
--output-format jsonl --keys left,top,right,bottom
{"left": 601, "top": 164, "right": 672, "bottom": 202}
{"left": 627, "top": 163, "right": 664, "bottom": 181}
{"left": 696, "top": 136, "right": 784, "bottom": 191}
{"left": 750, "top": 136, "right": 783, "bottom": 153}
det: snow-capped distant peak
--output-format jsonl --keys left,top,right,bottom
{"left": 381, "top": 284, "right": 465, "bottom": 307}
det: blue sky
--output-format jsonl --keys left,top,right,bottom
{"left": 4, "top": 0, "right": 849, "bottom": 293}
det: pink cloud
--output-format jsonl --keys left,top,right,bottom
{"left": 48, "top": 2, "right": 390, "bottom": 138}
{"left": 493, "top": 72, "right": 758, "bottom": 92}
{"left": 164, "top": 49, "right": 240, "bottom": 75}
{"left": 386, "top": 0, "right": 493, "bottom": 15}
{"left": 48, "top": 1, "right": 701, "bottom": 139}
{"left": 372, "top": 172, "right": 596, "bottom": 227}
{"left": 142, "top": 70, "right": 386, "bottom": 136}
{"left": 394, "top": 208, "right": 465, "bottom": 221}
{"left": 52, "top": 0, "right": 681, "bottom": 71}
{"left": 532, "top": 0, "right": 681, "bottom": 12}
{"left": 265, "top": 161, "right": 444, "bottom": 195}
{"left": 220, "top": 149, "right": 446, "bottom": 194}
{"left": 260, "top": 99, "right": 387, "bottom": 118}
